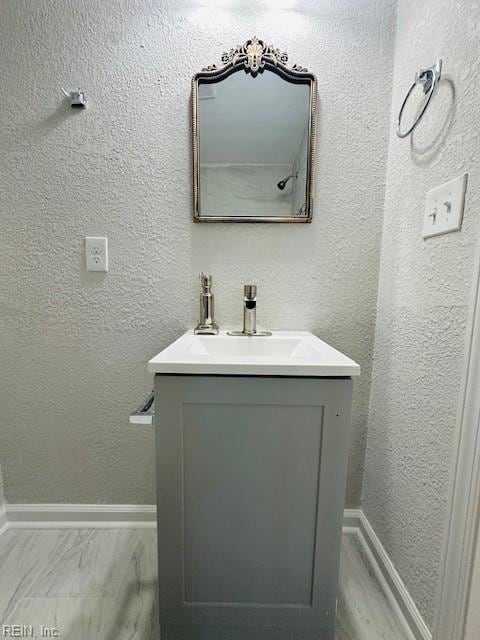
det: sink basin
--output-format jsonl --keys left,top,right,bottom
{"left": 148, "top": 330, "right": 360, "bottom": 377}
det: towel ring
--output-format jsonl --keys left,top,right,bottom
{"left": 396, "top": 59, "right": 442, "bottom": 138}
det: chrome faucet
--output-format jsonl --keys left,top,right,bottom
{"left": 228, "top": 284, "right": 271, "bottom": 337}
{"left": 243, "top": 284, "right": 258, "bottom": 335}
{"left": 194, "top": 273, "right": 219, "bottom": 335}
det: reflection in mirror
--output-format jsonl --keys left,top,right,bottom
{"left": 198, "top": 71, "right": 310, "bottom": 218}
{"left": 192, "top": 38, "right": 317, "bottom": 223}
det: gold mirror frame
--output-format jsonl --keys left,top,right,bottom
{"left": 192, "top": 37, "right": 317, "bottom": 223}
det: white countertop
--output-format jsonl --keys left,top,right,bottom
{"left": 148, "top": 330, "right": 360, "bottom": 377}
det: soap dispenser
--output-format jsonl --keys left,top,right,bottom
{"left": 194, "top": 273, "right": 219, "bottom": 335}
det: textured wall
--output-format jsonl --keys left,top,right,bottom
{"left": 0, "top": 0, "right": 395, "bottom": 504}
{"left": 0, "top": 465, "right": 4, "bottom": 509}
{"left": 362, "top": 0, "right": 480, "bottom": 629}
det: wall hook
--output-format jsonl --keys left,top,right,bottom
{"left": 62, "top": 88, "right": 87, "bottom": 109}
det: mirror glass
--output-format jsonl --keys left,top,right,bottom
{"left": 193, "top": 39, "right": 316, "bottom": 223}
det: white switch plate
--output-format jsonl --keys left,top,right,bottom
{"left": 85, "top": 237, "right": 108, "bottom": 272}
{"left": 423, "top": 173, "right": 468, "bottom": 239}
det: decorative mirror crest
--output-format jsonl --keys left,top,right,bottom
{"left": 202, "top": 37, "right": 309, "bottom": 76}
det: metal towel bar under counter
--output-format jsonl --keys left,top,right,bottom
{"left": 129, "top": 391, "right": 155, "bottom": 425}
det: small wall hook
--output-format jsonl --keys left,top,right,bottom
{"left": 62, "top": 88, "right": 87, "bottom": 109}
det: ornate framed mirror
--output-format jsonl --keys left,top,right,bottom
{"left": 192, "top": 38, "right": 317, "bottom": 223}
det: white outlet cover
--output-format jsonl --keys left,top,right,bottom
{"left": 85, "top": 236, "right": 108, "bottom": 272}
{"left": 423, "top": 173, "right": 468, "bottom": 239}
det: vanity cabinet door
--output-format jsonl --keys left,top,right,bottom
{"left": 154, "top": 375, "right": 353, "bottom": 640}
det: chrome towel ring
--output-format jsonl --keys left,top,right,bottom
{"left": 396, "top": 59, "right": 442, "bottom": 138}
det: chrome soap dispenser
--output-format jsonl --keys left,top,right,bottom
{"left": 194, "top": 273, "right": 219, "bottom": 335}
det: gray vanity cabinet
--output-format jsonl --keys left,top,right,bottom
{"left": 154, "top": 374, "right": 353, "bottom": 640}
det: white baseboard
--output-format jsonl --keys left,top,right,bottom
{"left": 0, "top": 506, "right": 7, "bottom": 537}
{"left": 343, "top": 507, "right": 363, "bottom": 528}
{"left": 4, "top": 503, "right": 156, "bottom": 529}
{"left": 0, "top": 504, "right": 430, "bottom": 640}
{"left": 344, "top": 509, "right": 432, "bottom": 640}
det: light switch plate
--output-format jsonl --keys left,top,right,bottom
{"left": 85, "top": 236, "right": 108, "bottom": 272}
{"left": 423, "top": 173, "right": 468, "bottom": 239}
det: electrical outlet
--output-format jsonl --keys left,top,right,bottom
{"left": 85, "top": 237, "right": 108, "bottom": 272}
{"left": 423, "top": 174, "right": 468, "bottom": 239}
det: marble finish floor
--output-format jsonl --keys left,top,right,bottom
{"left": 0, "top": 528, "right": 409, "bottom": 639}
